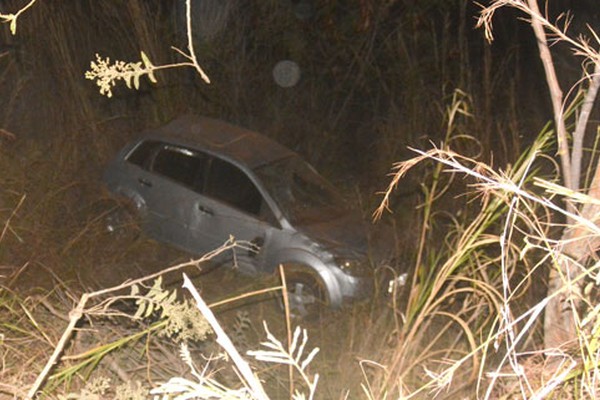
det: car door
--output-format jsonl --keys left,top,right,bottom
{"left": 188, "top": 156, "right": 279, "bottom": 272}
{"left": 115, "top": 139, "right": 164, "bottom": 233}
{"left": 143, "top": 144, "right": 208, "bottom": 248}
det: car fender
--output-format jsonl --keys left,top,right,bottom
{"left": 270, "top": 248, "right": 343, "bottom": 307}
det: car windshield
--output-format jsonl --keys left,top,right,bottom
{"left": 254, "top": 156, "right": 349, "bottom": 224}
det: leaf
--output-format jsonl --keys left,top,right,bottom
{"left": 300, "top": 347, "right": 319, "bottom": 370}
{"left": 155, "top": 276, "right": 163, "bottom": 288}
{"left": 140, "top": 51, "right": 153, "bottom": 68}
{"left": 147, "top": 70, "right": 157, "bottom": 84}
{"left": 581, "top": 304, "right": 600, "bottom": 327}
{"left": 141, "top": 51, "right": 158, "bottom": 83}
{"left": 10, "top": 16, "right": 17, "bottom": 35}
{"left": 167, "top": 289, "right": 178, "bottom": 305}
{"left": 144, "top": 302, "right": 154, "bottom": 318}
{"left": 290, "top": 326, "right": 301, "bottom": 357}
{"left": 124, "top": 74, "right": 132, "bottom": 89}
{"left": 133, "top": 303, "right": 145, "bottom": 319}
{"left": 295, "top": 329, "right": 308, "bottom": 362}
{"left": 153, "top": 288, "right": 169, "bottom": 303}
{"left": 133, "top": 73, "right": 140, "bottom": 90}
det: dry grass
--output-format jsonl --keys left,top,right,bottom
{"left": 2, "top": 0, "right": 596, "bottom": 398}
{"left": 0, "top": 126, "right": 592, "bottom": 399}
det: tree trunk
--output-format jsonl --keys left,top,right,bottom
{"left": 522, "top": 0, "right": 600, "bottom": 351}
{"left": 545, "top": 162, "right": 600, "bottom": 349}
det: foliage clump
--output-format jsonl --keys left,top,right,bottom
{"left": 160, "top": 299, "right": 211, "bottom": 342}
{"left": 131, "top": 276, "right": 212, "bottom": 342}
{"left": 57, "top": 377, "right": 110, "bottom": 400}
{"left": 84, "top": 52, "right": 157, "bottom": 98}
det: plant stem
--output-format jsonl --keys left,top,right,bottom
{"left": 182, "top": 273, "right": 269, "bottom": 400}
{"left": 525, "top": 0, "right": 572, "bottom": 193}
{"left": 26, "top": 241, "right": 236, "bottom": 397}
{"left": 26, "top": 294, "right": 88, "bottom": 399}
{"left": 570, "top": 62, "right": 600, "bottom": 190}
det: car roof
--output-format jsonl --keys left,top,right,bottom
{"left": 141, "top": 114, "right": 295, "bottom": 169}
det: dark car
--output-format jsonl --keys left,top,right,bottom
{"left": 103, "top": 115, "right": 393, "bottom": 316}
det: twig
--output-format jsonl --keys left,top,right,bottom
{"left": 524, "top": 0, "right": 572, "bottom": 191}
{"left": 26, "top": 294, "right": 88, "bottom": 399}
{"left": 0, "top": 128, "right": 16, "bottom": 140}
{"left": 279, "top": 265, "right": 294, "bottom": 400}
{"left": 182, "top": 273, "right": 269, "bottom": 400}
{"left": 26, "top": 240, "right": 237, "bottom": 398}
{"left": 208, "top": 285, "right": 283, "bottom": 309}
{"left": 184, "top": 0, "right": 210, "bottom": 83}
{"left": 0, "top": 0, "right": 37, "bottom": 35}
{"left": 0, "top": 194, "right": 25, "bottom": 243}
{"left": 0, "top": 382, "right": 28, "bottom": 399}
{"left": 570, "top": 62, "right": 600, "bottom": 190}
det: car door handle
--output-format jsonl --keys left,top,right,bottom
{"left": 198, "top": 205, "right": 213, "bottom": 216}
{"left": 138, "top": 178, "right": 152, "bottom": 187}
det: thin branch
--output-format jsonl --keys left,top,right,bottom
{"left": 0, "top": 0, "right": 37, "bottom": 35}
{"left": 26, "top": 294, "right": 89, "bottom": 399}
{"left": 0, "top": 194, "right": 25, "bottom": 243}
{"left": 571, "top": 62, "right": 600, "bottom": 190}
{"left": 182, "top": 273, "right": 269, "bottom": 400}
{"left": 26, "top": 240, "right": 237, "bottom": 398}
{"left": 184, "top": 0, "right": 210, "bottom": 84}
{"left": 525, "top": 0, "right": 572, "bottom": 191}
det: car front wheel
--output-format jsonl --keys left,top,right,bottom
{"left": 281, "top": 269, "right": 328, "bottom": 319}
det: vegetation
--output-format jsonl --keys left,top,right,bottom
{"left": 2, "top": 0, "right": 600, "bottom": 398}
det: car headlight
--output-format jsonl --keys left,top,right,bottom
{"left": 335, "top": 257, "right": 371, "bottom": 277}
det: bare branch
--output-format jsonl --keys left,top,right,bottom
{"left": 570, "top": 62, "right": 600, "bottom": 190}
{"left": 26, "top": 240, "right": 237, "bottom": 398}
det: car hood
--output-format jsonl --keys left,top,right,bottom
{"left": 295, "top": 212, "right": 369, "bottom": 256}
{"left": 296, "top": 212, "right": 397, "bottom": 265}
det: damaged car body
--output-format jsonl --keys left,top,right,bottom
{"left": 103, "top": 115, "right": 395, "bottom": 316}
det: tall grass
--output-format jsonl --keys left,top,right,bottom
{"left": 2, "top": 0, "right": 595, "bottom": 398}
{"left": 357, "top": 89, "right": 549, "bottom": 396}
{"left": 1, "top": 124, "right": 591, "bottom": 399}
{"left": 370, "top": 117, "right": 600, "bottom": 398}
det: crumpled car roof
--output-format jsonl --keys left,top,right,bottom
{"left": 143, "top": 114, "right": 295, "bottom": 168}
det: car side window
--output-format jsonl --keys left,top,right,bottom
{"left": 206, "top": 158, "right": 263, "bottom": 216}
{"left": 151, "top": 145, "right": 207, "bottom": 190}
{"left": 126, "top": 140, "right": 161, "bottom": 168}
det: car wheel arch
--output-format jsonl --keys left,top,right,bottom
{"left": 271, "top": 250, "right": 343, "bottom": 308}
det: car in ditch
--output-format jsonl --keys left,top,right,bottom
{"left": 102, "top": 115, "right": 395, "bottom": 316}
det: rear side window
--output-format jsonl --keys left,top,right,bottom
{"left": 152, "top": 146, "right": 207, "bottom": 190}
{"left": 126, "top": 140, "right": 160, "bottom": 168}
{"left": 206, "top": 158, "right": 262, "bottom": 215}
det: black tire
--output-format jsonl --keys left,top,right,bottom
{"left": 281, "top": 270, "right": 328, "bottom": 319}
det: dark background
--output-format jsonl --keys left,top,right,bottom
{"left": 4, "top": 0, "right": 595, "bottom": 163}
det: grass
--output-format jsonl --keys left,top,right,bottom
{"left": 3, "top": 0, "right": 600, "bottom": 398}
{"left": 0, "top": 118, "right": 553, "bottom": 398}
{"left": 0, "top": 117, "right": 597, "bottom": 399}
